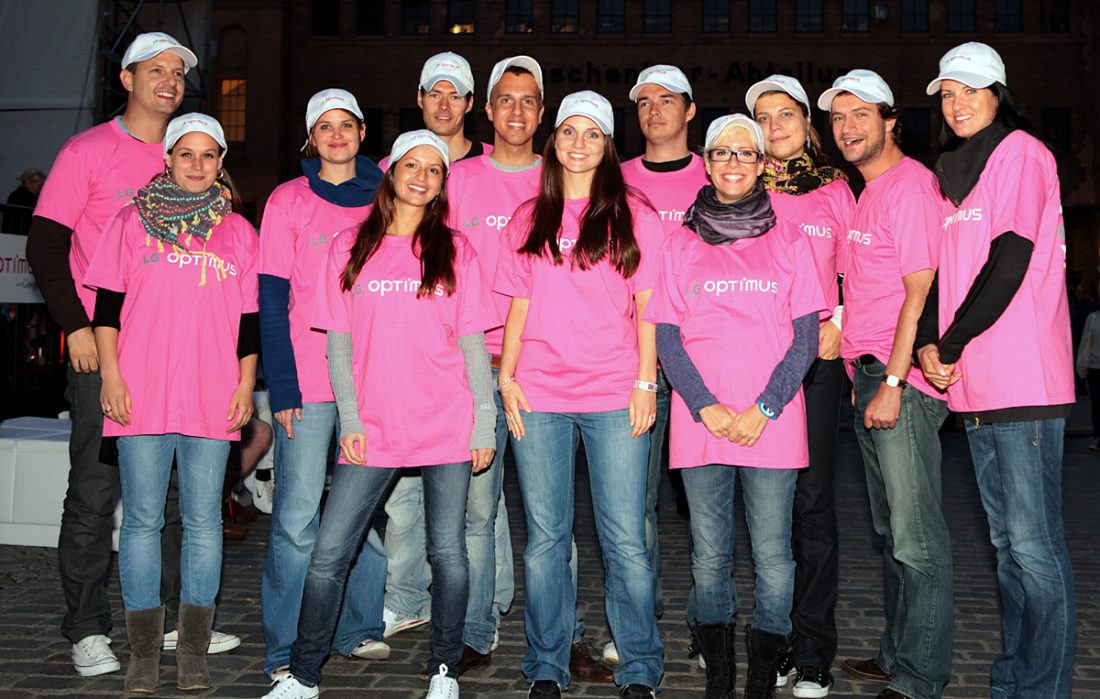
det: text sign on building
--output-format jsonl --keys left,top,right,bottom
{"left": 0, "top": 234, "right": 43, "bottom": 303}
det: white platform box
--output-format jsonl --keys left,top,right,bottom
{"left": 0, "top": 416, "right": 123, "bottom": 549}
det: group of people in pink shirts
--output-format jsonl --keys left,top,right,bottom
{"left": 27, "top": 30, "right": 1075, "bottom": 699}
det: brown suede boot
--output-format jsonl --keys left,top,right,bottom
{"left": 124, "top": 606, "right": 165, "bottom": 693}
{"left": 175, "top": 603, "right": 215, "bottom": 690}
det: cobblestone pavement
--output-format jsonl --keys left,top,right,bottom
{"left": 1, "top": 405, "right": 1098, "bottom": 698}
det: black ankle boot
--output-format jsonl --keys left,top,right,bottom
{"left": 744, "top": 624, "right": 789, "bottom": 699}
{"left": 694, "top": 624, "right": 736, "bottom": 699}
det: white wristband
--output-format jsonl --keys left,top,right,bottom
{"left": 634, "top": 379, "right": 659, "bottom": 392}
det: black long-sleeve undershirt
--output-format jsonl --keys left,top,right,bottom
{"left": 27, "top": 215, "right": 90, "bottom": 334}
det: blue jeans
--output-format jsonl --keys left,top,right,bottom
{"left": 290, "top": 461, "right": 471, "bottom": 686}
{"left": 511, "top": 409, "right": 663, "bottom": 689}
{"left": 117, "top": 434, "right": 229, "bottom": 611}
{"left": 644, "top": 369, "right": 672, "bottom": 618}
{"left": 382, "top": 367, "right": 515, "bottom": 654}
{"left": 261, "top": 402, "right": 386, "bottom": 675}
{"left": 682, "top": 464, "right": 797, "bottom": 634}
{"left": 965, "top": 418, "right": 1075, "bottom": 699}
{"left": 852, "top": 359, "right": 953, "bottom": 699}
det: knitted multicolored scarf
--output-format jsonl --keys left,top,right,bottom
{"left": 762, "top": 152, "right": 846, "bottom": 195}
{"left": 134, "top": 173, "right": 232, "bottom": 248}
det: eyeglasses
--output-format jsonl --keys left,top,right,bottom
{"left": 706, "top": 148, "right": 762, "bottom": 164}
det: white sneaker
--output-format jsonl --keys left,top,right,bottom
{"left": 162, "top": 627, "right": 241, "bottom": 654}
{"left": 383, "top": 606, "right": 431, "bottom": 638}
{"left": 490, "top": 627, "right": 500, "bottom": 652}
{"left": 72, "top": 634, "right": 120, "bottom": 677}
{"left": 246, "top": 468, "right": 275, "bottom": 514}
{"left": 350, "top": 639, "right": 391, "bottom": 659}
{"left": 425, "top": 665, "right": 460, "bottom": 699}
{"left": 601, "top": 640, "right": 619, "bottom": 665}
{"left": 698, "top": 654, "right": 706, "bottom": 669}
{"left": 262, "top": 673, "right": 319, "bottom": 699}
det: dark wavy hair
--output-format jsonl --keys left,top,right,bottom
{"left": 938, "top": 82, "right": 1044, "bottom": 151}
{"left": 339, "top": 162, "right": 456, "bottom": 297}
{"left": 518, "top": 128, "right": 640, "bottom": 278}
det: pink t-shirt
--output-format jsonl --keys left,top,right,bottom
{"left": 937, "top": 131, "right": 1074, "bottom": 412}
{"left": 493, "top": 196, "right": 663, "bottom": 413}
{"left": 83, "top": 207, "right": 259, "bottom": 441}
{"left": 447, "top": 154, "right": 542, "bottom": 355}
{"left": 258, "top": 176, "right": 371, "bottom": 403}
{"left": 645, "top": 223, "right": 826, "bottom": 470}
{"left": 840, "top": 157, "right": 942, "bottom": 397}
{"left": 621, "top": 155, "right": 711, "bottom": 235}
{"left": 769, "top": 180, "right": 855, "bottom": 320}
{"left": 35, "top": 119, "right": 165, "bottom": 320}
{"left": 311, "top": 227, "right": 498, "bottom": 468}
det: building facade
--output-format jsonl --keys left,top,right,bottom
{"left": 209, "top": 0, "right": 1098, "bottom": 280}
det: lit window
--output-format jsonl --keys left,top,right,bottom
{"left": 552, "top": 0, "right": 579, "bottom": 32}
{"left": 448, "top": 0, "right": 475, "bottom": 33}
{"left": 506, "top": 0, "right": 534, "bottom": 33}
{"left": 219, "top": 79, "right": 246, "bottom": 143}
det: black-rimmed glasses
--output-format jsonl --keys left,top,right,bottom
{"left": 705, "top": 148, "right": 762, "bottom": 164}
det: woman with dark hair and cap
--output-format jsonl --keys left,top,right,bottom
{"left": 257, "top": 88, "right": 387, "bottom": 681}
{"left": 746, "top": 75, "right": 855, "bottom": 698}
{"left": 86, "top": 113, "right": 258, "bottom": 693}
{"left": 646, "top": 114, "right": 824, "bottom": 699}
{"left": 917, "top": 42, "right": 1076, "bottom": 698}
{"left": 263, "top": 130, "right": 498, "bottom": 699}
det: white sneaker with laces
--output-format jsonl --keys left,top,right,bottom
{"left": 246, "top": 468, "right": 276, "bottom": 514}
{"left": 261, "top": 673, "right": 319, "bottom": 699}
{"left": 72, "top": 634, "right": 120, "bottom": 676}
{"left": 425, "top": 664, "right": 460, "bottom": 699}
{"left": 383, "top": 606, "right": 431, "bottom": 638}
{"left": 163, "top": 627, "right": 241, "bottom": 654}
{"left": 350, "top": 639, "right": 391, "bottom": 659}
{"left": 601, "top": 640, "right": 619, "bottom": 665}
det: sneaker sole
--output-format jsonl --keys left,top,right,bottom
{"left": 383, "top": 617, "right": 431, "bottom": 638}
{"left": 776, "top": 669, "right": 796, "bottom": 687}
{"left": 793, "top": 683, "right": 831, "bottom": 698}
{"left": 162, "top": 636, "right": 241, "bottom": 654}
{"left": 74, "top": 659, "right": 121, "bottom": 677}
{"left": 351, "top": 646, "right": 391, "bottom": 660}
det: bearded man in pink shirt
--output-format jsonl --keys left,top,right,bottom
{"left": 821, "top": 71, "right": 954, "bottom": 699}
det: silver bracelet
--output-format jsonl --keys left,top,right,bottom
{"left": 634, "top": 379, "right": 659, "bottom": 393}
{"left": 499, "top": 376, "right": 518, "bottom": 389}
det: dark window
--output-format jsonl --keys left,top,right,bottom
{"left": 598, "top": 0, "right": 626, "bottom": 33}
{"left": 901, "top": 0, "right": 929, "bottom": 32}
{"left": 644, "top": 0, "right": 672, "bottom": 33}
{"left": 947, "top": 0, "right": 975, "bottom": 32}
{"left": 448, "top": 0, "right": 475, "bottom": 33}
{"left": 311, "top": 0, "right": 340, "bottom": 35}
{"left": 902, "top": 108, "right": 931, "bottom": 156}
{"left": 841, "top": 0, "right": 869, "bottom": 31}
{"left": 612, "top": 107, "right": 626, "bottom": 155}
{"left": 702, "top": 0, "right": 730, "bottom": 33}
{"left": 748, "top": 0, "right": 777, "bottom": 32}
{"left": 1043, "top": 108, "right": 1071, "bottom": 152}
{"left": 1041, "top": 0, "right": 1070, "bottom": 32}
{"left": 400, "top": 108, "right": 423, "bottom": 134}
{"left": 362, "top": 108, "right": 383, "bottom": 155}
{"left": 218, "top": 79, "right": 247, "bottom": 142}
{"left": 551, "top": 0, "right": 579, "bottom": 33}
{"left": 995, "top": 0, "right": 1023, "bottom": 32}
{"left": 401, "top": 0, "right": 430, "bottom": 33}
{"left": 356, "top": 0, "right": 385, "bottom": 34}
{"left": 506, "top": 0, "right": 534, "bottom": 33}
{"left": 796, "top": 0, "right": 823, "bottom": 32}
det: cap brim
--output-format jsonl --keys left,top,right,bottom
{"left": 503, "top": 57, "right": 544, "bottom": 93}
{"left": 925, "top": 71, "right": 997, "bottom": 95}
{"left": 423, "top": 75, "right": 473, "bottom": 95}
{"left": 817, "top": 86, "right": 888, "bottom": 111}
{"left": 629, "top": 79, "right": 690, "bottom": 102}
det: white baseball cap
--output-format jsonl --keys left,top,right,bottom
{"left": 389, "top": 129, "right": 451, "bottom": 169}
{"left": 817, "top": 69, "right": 895, "bottom": 111}
{"left": 925, "top": 42, "right": 1007, "bottom": 95}
{"left": 305, "top": 89, "right": 364, "bottom": 133}
{"left": 628, "top": 64, "right": 693, "bottom": 102}
{"left": 745, "top": 74, "right": 811, "bottom": 113}
{"left": 704, "top": 114, "right": 765, "bottom": 154}
{"left": 555, "top": 91, "right": 615, "bottom": 136}
{"left": 164, "top": 113, "right": 227, "bottom": 155}
{"left": 487, "top": 55, "right": 544, "bottom": 101}
{"left": 420, "top": 51, "right": 475, "bottom": 96}
{"left": 121, "top": 32, "right": 198, "bottom": 73}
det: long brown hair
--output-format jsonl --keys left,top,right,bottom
{"left": 339, "top": 165, "right": 456, "bottom": 297}
{"left": 519, "top": 130, "right": 640, "bottom": 278}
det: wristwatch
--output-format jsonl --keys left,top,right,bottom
{"left": 882, "top": 374, "right": 908, "bottom": 389}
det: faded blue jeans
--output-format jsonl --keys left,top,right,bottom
{"left": 117, "top": 434, "right": 228, "bottom": 611}
{"left": 511, "top": 408, "right": 663, "bottom": 689}
{"left": 852, "top": 358, "right": 953, "bottom": 699}
{"left": 682, "top": 464, "right": 797, "bottom": 634}
{"left": 965, "top": 417, "right": 1075, "bottom": 699}
{"left": 289, "top": 461, "right": 470, "bottom": 686}
{"left": 261, "top": 402, "right": 386, "bottom": 675}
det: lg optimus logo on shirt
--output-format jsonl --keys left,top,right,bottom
{"left": 658, "top": 209, "right": 687, "bottom": 224}
{"left": 943, "top": 208, "right": 983, "bottom": 229}
{"left": 846, "top": 229, "right": 871, "bottom": 246}
{"left": 142, "top": 250, "right": 239, "bottom": 279}
{"left": 463, "top": 214, "right": 511, "bottom": 231}
{"left": 686, "top": 278, "right": 779, "bottom": 297}
{"left": 800, "top": 222, "right": 833, "bottom": 238}
{"left": 352, "top": 278, "right": 445, "bottom": 297}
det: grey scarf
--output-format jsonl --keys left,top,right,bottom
{"left": 683, "top": 181, "right": 776, "bottom": 245}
